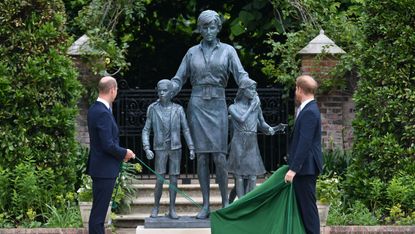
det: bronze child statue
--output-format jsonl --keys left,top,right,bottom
{"left": 227, "top": 79, "right": 287, "bottom": 199}
{"left": 142, "top": 79, "right": 195, "bottom": 219}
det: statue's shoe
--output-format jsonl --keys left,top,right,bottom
{"left": 150, "top": 207, "right": 159, "bottom": 218}
{"left": 195, "top": 208, "right": 210, "bottom": 219}
{"left": 168, "top": 210, "right": 179, "bottom": 219}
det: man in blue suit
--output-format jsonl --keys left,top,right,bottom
{"left": 285, "top": 75, "right": 323, "bottom": 234}
{"left": 87, "top": 76, "right": 136, "bottom": 234}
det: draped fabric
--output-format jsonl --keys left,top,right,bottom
{"left": 210, "top": 165, "right": 305, "bottom": 234}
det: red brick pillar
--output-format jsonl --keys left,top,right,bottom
{"left": 298, "top": 30, "right": 354, "bottom": 150}
{"left": 68, "top": 35, "right": 101, "bottom": 147}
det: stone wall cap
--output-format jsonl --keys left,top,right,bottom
{"left": 67, "top": 34, "right": 94, "bottom": 56}
{"left": 298, "top": 30, "right": 346, "bottom": 55}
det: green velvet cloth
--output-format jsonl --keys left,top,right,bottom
{"left": 210, "top": 165, "right": 305, "bottom": 234}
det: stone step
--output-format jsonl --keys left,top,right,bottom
{"left": 131, "top": 183, "right": 235, "bottom": 199}
{"left": 123, "top": 196, "right": 223, "bottom": 214}
{"left": 114, "top": 181, "right": 263, "bottom": 229}
{"left": 114, "top": 196, "right": 225, "bottom": 228}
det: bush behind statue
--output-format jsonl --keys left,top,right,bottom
{"left": 0, "top": 0, "right": 83, "bottom": 227}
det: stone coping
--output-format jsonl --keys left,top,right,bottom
{"left": 322, "top": 226, "right": 415, "bottom": 234}
{"left": 0, "top": 228, "right": 111, "bottom": 234}
{"left": 1, "top": 226, "right": 415, "bottom": 234}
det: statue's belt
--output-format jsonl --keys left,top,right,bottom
{"left": 191, "top": 85, "right": 225, "bottom": 100}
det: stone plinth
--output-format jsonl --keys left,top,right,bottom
{"left": 144, "top": 216, "right": 210, "bottom": 228}
{"left": 136, "top": 226, "right": 210, "bottom": 234}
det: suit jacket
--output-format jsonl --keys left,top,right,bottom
{"left": 142, "top": 102, "right": 194, "bottom": 151}
{"left": 87, "top": 101, "right": 127, "bottom": 178}
{"left": 288, "top": 100, "right": 323, "bottom": 175}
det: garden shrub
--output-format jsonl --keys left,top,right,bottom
{"left": 344, "top": 0, "right": 415, "bottom": 223}
{"left": 0, "top": 0, "right": 83, "bottom": 226}
{"left": 263, "top": 0, "right": 414, "bottom": 224}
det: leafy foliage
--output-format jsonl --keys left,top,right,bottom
{"left": 44, "top": 203, "right": 82, "bottom": 228}
{"left": 74, "top": 0, "right": 146, "bottom": 75}
{"left": 327, "top": 200, "right": 379, "bottom": 225}
{"left": 0, "top": 0, "right": 82, "bottom": 226}
{"left": 77, "top": 162, "right": 142, "bottom": 213}
{"left": 262, "top": 0, "right": 363, "bottom": 91}
{"left": 343, "top": 0, "right": 415, "bottom": 223}
{"left": 262, "top": 0, "right": 414, "bottom": 224}
{"left": 85, "top": 0, "right": 283, "bottom": 88}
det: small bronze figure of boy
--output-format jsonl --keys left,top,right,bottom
{"left": 142, "top": 79, "right": 195, "bottom": 219}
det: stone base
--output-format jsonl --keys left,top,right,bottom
{"left": 136, "top": 226, "right": 210, "bottom": 234}
{"left": 144, "top": 216, "right": 210, "bottom": 228}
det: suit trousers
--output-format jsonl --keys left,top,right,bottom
{"left": 293, "top": 175, "right": 320, "bottom": 234}
{"left": 89, "top": 177, "right": 116, "bottom": 234}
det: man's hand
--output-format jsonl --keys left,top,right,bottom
{"left": 124, "top": 149, "right": 136, "bottom": 162}
{"left": 284, "top": 169, "right": 296, "bottom": 183}
{"left": 189, "top": 149, "right": 195, "bottom": 160}
{"left": 145, "top": 149, "right": 154, "bottom": 160}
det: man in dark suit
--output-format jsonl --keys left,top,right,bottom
{"left": 87, "top": 76, "right": 136, "bottom": 234}
{"left": 285, "top": 75, "right": 323, "bottom": 234}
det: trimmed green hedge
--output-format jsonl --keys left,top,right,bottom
{"left": 0, "top": 0, "right": 83, "bottom": 227}
{"left": 344, "top": 0, "right": 415, "bottom": 222}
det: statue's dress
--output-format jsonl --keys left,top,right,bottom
{"left": 227, "top": 104, "right": 266, "bottom": 176}
{"left": 211, "top": 165, "right": 306, "bottom": 234}
{"left": 171, "top": 41, "right": 250, "bottom": 154}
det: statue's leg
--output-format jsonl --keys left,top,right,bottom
{"left": 168, "top": 175, "right": 179, "bottom": 219}
{"left": 196, "top": 153, "right": 210, "bottom": 219}
{"left": 213, "top": 152, "right": 229, "bottom": 208}
{"left": 246, "top": 175, "right": 257, "bottom": 193}
{"left": 228, "top": 184, "right": 237, "bottom": 204}
{"left": 151, "top": 174, "right": 164, "bottom": 217}
{"left": 235, "top": 175, "right": 244, "bottom": 198}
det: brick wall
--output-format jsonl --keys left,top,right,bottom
{"left": 317, "top": 91, "right": 354, "bottom": 150}
{"left": 71, "top": 56, "right": 100, "bottom": 147}
{"left": 300, "top": 55, "right": 355, "bottom": 150}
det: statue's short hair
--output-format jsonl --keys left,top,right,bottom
{"left": 98, "top": 76, "right": 117, "bottom": 94}
{"left": 157, "top": 79, "right": 173, "bottom": 90}
{"left": 197, "top": 10, "right": 222, "bottom": 31}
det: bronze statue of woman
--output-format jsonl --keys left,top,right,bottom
{"left": 170, "top": 10, "right": 254, "bottom": 219}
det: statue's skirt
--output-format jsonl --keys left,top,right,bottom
{"left": 211, "top": 165, "right": 306, "bottom": 234}
{"left": 186, "top": 95, "right": 228, "bottom": 154}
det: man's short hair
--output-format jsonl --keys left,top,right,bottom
{"left": 296, "top": 75, "right": 318, "bottom": 95}
{"left": 98, "top": 76, "right": 117, "bottom": 94}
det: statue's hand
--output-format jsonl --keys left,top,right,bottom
{"left": 268, "top": 127, "right": 276, "bottom": 135}
{"left": 189, "top": 150, "right": 195, "bottom": 160}
{"left": 145, "top": 149, "right": 154, "bottom": 160}
{"left": 273, "top": 123, "right": 288, "bottom": 133}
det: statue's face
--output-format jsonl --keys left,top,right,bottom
{"left": 200, "top": 21, "right": 219, "bottom": 42}
{"left": 157, "top": 83, "right": 171, "bottom": 102}
{"left": 244, "top": 85, "right": 257, "bottom": 100}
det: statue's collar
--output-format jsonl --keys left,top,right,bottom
{"left": 198, "top": 39, "right": 221, "bottom": 49}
